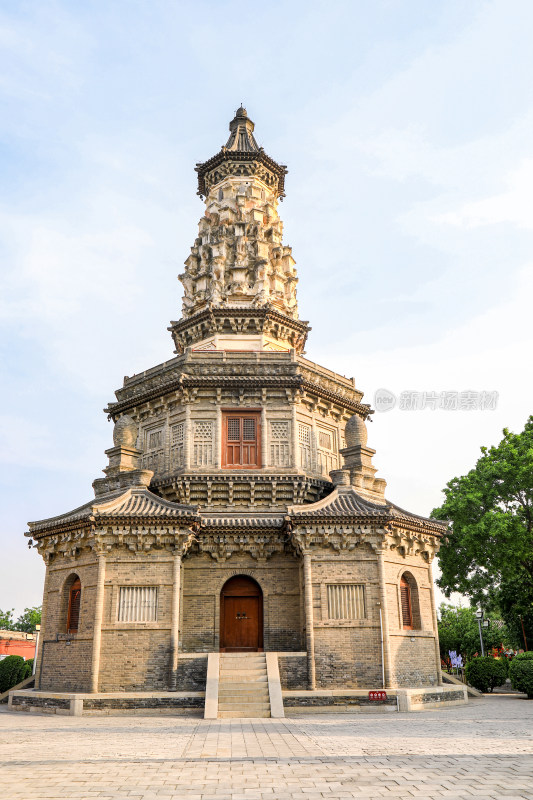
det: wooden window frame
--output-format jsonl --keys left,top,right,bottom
{"left": 222, "top": 410, "right": 261, "bottom": 469}
{"left": 67, "top": 579, "right": 81, "bottom": 634}
{"left": 400, "top": 576, "right": 413, "bottom": 630}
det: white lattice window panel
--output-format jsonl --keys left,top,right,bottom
{"left": 317, "top": 426, "right": 337, "bottom": 476}
{"left": 193, "top": 420, "right": 214, "bottom": 466}
{"left": 270, "top": 421, "right": 290, "bottom": 467}
{"left": 318, "top": 450, "right": 338, "bottom": 477}
{"left": 142, "top": 451, "right": 164, "bottom": 472}
{"left": 147, "top": 429, "right": 163, "bottom": 450}
{"left": 271, "top": 422, "right": 289, "bottom": 440}
{"left": 327, "top": 584, "right": 365, "bottom": 620}
{"left": 118, "top": 587, "right": 158, "bottom": 622}
{"left": 170, "top": 422, "right": 185, "bottom": 468}
{"left": 318, "top": 430, "right": 332, "bottom": 450}
{"left": 194, "top": 421, "right": 214, "bottom": 440}
{"left": 298, "top": 423, "right": 312, "bottom": 471}
{"left": 171, "top": 423, "right": 184, "bottom": 446}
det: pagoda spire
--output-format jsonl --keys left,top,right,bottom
{"left": 224, "top": 106, "right": 259, "bottom": 152}
{"left": 173, "top": 108, "right": 304, "bottom": 353}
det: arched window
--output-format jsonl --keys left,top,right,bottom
{"left": 67, "top": 579, "right": 81, "bottom": 634}
{"left": 400, "top": 576, "right": 413, "bottom": 630}
{"left": 218, "top": 188, "right": 224, "bottom": 201}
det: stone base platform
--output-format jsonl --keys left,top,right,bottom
{"left": 8, "top": 690, "right": 205, "bottom": 716}
{"left": 283, "top": 685, "right": 468, "bottom": 714}
{"left": 9, "top": 684, "right": 467, "bottom": 717}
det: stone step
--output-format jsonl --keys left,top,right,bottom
{"left": 216, "top": 652, "right": 271, "bottom": 720}
{"left": 218, "top": 711, "right": 271, "bottom": 718}
{"left": 220, "top": 653, "right": 266, "bottom": 658}
{"left": 218, "top": 689, "right": 269, "bottom": 703}
{"left": 218, "top": 704, "right": 271, "bottom": 713}
{"left": 220, "top": 655, "right": 266, "bottom": 661}
{"left": 219, "top": 672, "right": 267, "bottom": 681}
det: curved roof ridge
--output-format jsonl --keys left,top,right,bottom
{"left": 27, "top": 487, "right": 199, "bottom": 535}
{"left": 287, "top": 485, "right": 388, "bottom": 517}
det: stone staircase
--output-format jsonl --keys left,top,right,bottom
{"left": 217, "top": 653, "right": 271, "bottom": 718}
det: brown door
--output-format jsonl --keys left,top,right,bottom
{"left": 222, "top": 413, "right": 261, "bottom": 468}
{"left": 220, "top": 575, "right": 263, "bottom": 652}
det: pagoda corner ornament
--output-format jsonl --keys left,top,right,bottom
{"left": 21, "top": 106, "right": 458, "bottom": 717}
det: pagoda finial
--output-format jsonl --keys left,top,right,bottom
{"left": 225, "top": 106, "right": 258, "bottom": 152}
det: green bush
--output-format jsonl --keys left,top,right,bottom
{"left": 0, "top": 656, "right": 27, "bottom": 693}
{"left": 509, "top": 652, "right": 533, "bottom": 698}
{"left": 465, "top": 656, "right": 508, "bottom": 693}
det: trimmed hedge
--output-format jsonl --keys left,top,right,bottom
{"left": 465, "top": 656, "right": 508, "bottom": 693}
{"left": 509, "top": 652, "right": 533, "bottom": 698}
{"left": 0, "top": 656, "right": 30, "bottom": 694}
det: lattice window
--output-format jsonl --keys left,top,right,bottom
{"left": 118, "top": 587, "right": 158, "bottom": 622}
{"left": 317, "top": 426, "right": 338, "bottom": 476}
{"left": 170, "top": 422, "right": 184, "bottom": 468}
{"left": 172, "top": 423, "right": 184, "bottom": 446}
{"left": 227, "top": 418, "right": 240, "bottom": 441}
{"left": 242, "top": 418, "right": 256, "bottom": 441}
{"left": 270, "top": 421, "right": 290, "bottom": 467}
{"left": 298, "top": 423, "right": 312, "bottom": 471}
{"left": 142, "top": 427, "right": 165, "bottom": 473}
{"left": 193, "top": 421, "right": 214, "bottom": 466}
{"left": 147, "top": 429, "right": 163, "bottom": 450}
{"left": 327, "top": 584, "right": 366, "bottom": 620}
{"left": 319, "top": 430, "right": 332, "bottom": 450}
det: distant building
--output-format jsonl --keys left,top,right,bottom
{"left": 25, "top": 108, "right": 450, "bottom": 715}
{"left": 0, "top": 630, "right": 35, "bottom": 660}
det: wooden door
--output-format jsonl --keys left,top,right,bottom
{"left": 222, "top": 413, "right": 261, "bottom": 468}
{"left": 220, "top": 575, "right": 263, "bottom": 652}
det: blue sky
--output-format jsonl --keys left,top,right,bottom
{"left": 1, "top": 0, "right": 533, "bottom": 615}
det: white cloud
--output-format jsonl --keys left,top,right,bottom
{"left": 435, "top": 158, "right": 533, "bottom": 230}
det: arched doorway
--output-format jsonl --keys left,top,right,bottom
{"left": 220, "top": 575, "right": 263, "bottom": 652}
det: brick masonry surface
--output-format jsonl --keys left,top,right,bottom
{"left": 1, "top": 695, "right": 533, "bottom": 799}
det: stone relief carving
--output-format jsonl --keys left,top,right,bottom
{"left": 179, "top": 179, "right": 298, "bottom": 320}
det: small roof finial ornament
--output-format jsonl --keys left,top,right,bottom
{"left": 344, "top": 413, "right": 368, "bottom": 448}
{"left": 113, "top": 414, "right": 138, "bottom": 448}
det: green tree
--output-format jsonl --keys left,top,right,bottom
{"left": 432, "top": 417, "right": 533, "bottom": 646}
{"left": 438, "top": 603, "right": 513, "bottom": 661}
{"left": 13, "top": 606, "right": 41, "bottom": 633}
{"left": 0, "top": 655, "right": 27, "bottom": 693}
{"left": 0, "top": 609, "right": 15, "bottom": 630}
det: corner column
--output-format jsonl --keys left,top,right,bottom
{"left": 90, "top": 552, "right": 106, "bottom": 693}
{"left": 428, "top": 561, "right": 443, "bottom": 685}
{"left": 376, "top": 547, "right": 392, "bottom": 688}
{"left": 302, "top": 552, "right": 316, "bottom": 690}
{"left": 34, "top": 560, "right": 51, "bottom": 689}
{"left": 184, "top": 403, "right": 192, "bottom": 470}
{"left": 291, "top": 403, "right": 299, "bottom": 469}
{"left": 170, "top": 551, "right": 182, "bottom": 689}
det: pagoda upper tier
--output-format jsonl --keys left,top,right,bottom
{"left": 173, "top": 108, "right": 305, "bottom": 354}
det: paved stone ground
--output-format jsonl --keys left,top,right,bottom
{"left": 1, "top": 695, "right": 533, "bottom": 799}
